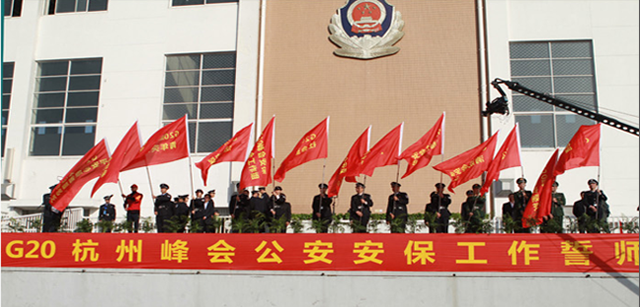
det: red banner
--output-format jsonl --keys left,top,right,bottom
{"left": 274, "top": 117, "right": 329, "bottom": 182}
{"left": 554, "top": 124, "right": 601, "bottom": 176}
{"left": 240, "top": 116, "right": 275, "bottom": 190}
{"left": 353, "top": 123, "right": 403, "bottom": 178}
{"left": 400, "top": 113, "right": 444, "bottom": 179}
{"left": 195, "top": 123, "right": 253, "bottom": 186}
{"left": 2, "top": 233, "right": 637, "bottom": 273}
{"left": 327, "top": 126, "right": 371, "bottom": 197}
{"left": 523, "top": 149, "right": 559, "bottom": 227}
{"left": 480, "top": 125, "right": 522, "bottom": 195}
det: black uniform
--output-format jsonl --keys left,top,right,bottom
{"left": 201, "top": 199, "right": 218, "bottom": 233}
{"left": 425, "top": 192, "right": 452, "bottom": 233}
{"left": 312, "top": 194, "right": 333, "bottom": 233}
{"left": 230, "top": 193, "right": 250, "bottom": 233}
{"left": 502, "top": 201, "right": 517, "bottom": 233}
{"left": 463, "top": 195, "right": 486, "bottom": 233}
{"left": 154, "top": 193, "right": 174, "bottom": 233}
{"left": 98, "top": 202, "right": 116, "bottom": 233}
{"left": 386, "top": 191, "right": 409, "bottom": 233}
{"left": 350, "top": 193, "right": 373, "bottom": 233}
{"left": 583, "top": 190, "right": 609, "bottom": 233}
{"left": 190, "top": 197, "right": 205, "bottom": 224}
{"left": 572, "top": 197, "right": 588, "bottom": 233}
{"left": 173, "top": 201, "right": 190, "bottom": 233}
{"left": 271, "top": 195, "right": 291, "bottom": 233}
{"left": 513, "top": 190, "right": 532, "bottom": 233}
{"left": 250, "top": 195, "right": 271, "bottom": 233}
{"left": 42, "top": 193, "right": 63, "bottom": 233}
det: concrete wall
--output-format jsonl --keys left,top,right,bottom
{"left": 2, "top": 268, "right": 638, "bottom": 306}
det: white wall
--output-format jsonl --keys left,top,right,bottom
{"left": 485, "top": 0, "right": 639, "bottom": 216}
{"left": 2, "top": 0, "right": 260, "bottom": 217}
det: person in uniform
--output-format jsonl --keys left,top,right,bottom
{"left": 501, "top": 193, "right": 517, "bottom": 233}
{"left": 541, "top": 181, "right": 566, "bottom": 233}
{"left": 312, "top": 183, "right": 333, "bottom": 233}
{"left": 350, "top": 182, "right": 373, "bottom": 233}
{"left": 386, "top": 182, "right": 409, "bottom": 233}
{"left": 572, "top": 192, "right": 588, "bottom": 233}
{"left": 464, "top": 184, "right": 486, "bottom": 233}
{"left": 98, "top": 195, "right": 116, "bottom": 233}
{"left": 202, "top": 191, "right": 219, "bottom": 233}
{"left": 173, "top": 195, "right": 190, "bottom": 233}
{"left": 425, "top": 183, "right": 452, "bottom": 233}
{"left": 269, "top": 186, "right": 288, "bottom": 232}
{"left": 583, "top": 179, "right": 610, "bottom": 233}
{"left": 122, "top": 184, "right": 143, "bottom": 233}
{"left": 190, "top": 189, "right": 205, "bottom": 230}
{"left": 250, "top": 190, "right": 270, "bottom": 233}
{"left": 230, "top": 188, "right": 250, "bottom": 233}
{"left": 42, "top": 184, "right": 63, "bottom": 233}
{"left": 153, "top": 183, "right": 173, "bottom": 233}
{"left": 513, "top": 178, "right": 532, "bottom": 233}
{"left": 460, "top": 189, "right": 474, "bottom": 231}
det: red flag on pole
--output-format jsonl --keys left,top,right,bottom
{"left": 553, "top": 124, "right": 601, "bottom": 176}
{"left": 274, "top": 117, "right": 329, "bottom": 182}
{"left": 523, "top": 149, "right": 560, "bottom": 228}
{"left": 327, "top": 126, "right": 371, "bottom": 198}
{"left": 400, "top": 113, "right": 445, "bottom": 179}
{"left": 50, "top": 139, "right": 110, "bottom": 211}
{"left": 121, "top": 115, "right": 190, "bottom": 172}
{"left": 195, "top": 123, "right": 254, "bottom": 186}
{"left": 433, "top": 132, "right": 499, "bottom": 193}
{"left": 350, "top": 123, "right": 403, "bottom": 178}
{"left": 91, "top": 122, "right": 142, "bottom": 197}
{"left": 479, "top": 124, "right": 522, "bottom": 195}
{"left": 239, "top": 116, "right": 275, "bottom": 191}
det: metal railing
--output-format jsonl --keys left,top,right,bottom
{"left": 1, "top": 208, "right": 84, "bottom": 233}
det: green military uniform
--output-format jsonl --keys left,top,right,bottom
{"left": 464, "top": 195, "right": 486, "bottom": 233}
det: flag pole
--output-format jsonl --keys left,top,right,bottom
{"left": 145, "top": 165, "right": 155, "bottom": 198}
{"left": 188, "top": 156, "right": 196, "bottom": 199}
{"left": 117, "top": 179, "right": 125, "bottom": 198}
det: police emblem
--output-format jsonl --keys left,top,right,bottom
{"left": 329, "top": 0, "right": 405, "bottom": 59}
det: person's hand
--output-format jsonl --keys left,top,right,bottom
{"left": 590, "top": 205, "right": 597, "bottom": 212}
{"left": 316, "top": 213, "right": 321, "bottom": 218}
{"left": 214, "top": 212, "right": 220, "bottom": 216}
{"left": 436, "top": 212, "right": 441, "bottom": 218}
{"left": 152, "top": 195, "right": 157, "bottom": 199}
{"left": 203, "top": 216, "right": 207, "bottom": 220}
{"left": 360, "top": 198, "right": 367, "bottom": 204}
{"left": 231, "top": 214, "right": 235, "bottom": 219}
{"left": 549, "top": 213, "right": 554, "bottom": 219}
{"left": 356, "top": 211, "right": 363, "bottom": 217}
{"left": 469, "top": 212, "right": 474, "bottom": 217}
{"left": 154, "top": 211, "right": 158, "bottom": 215}
{"left": 552, "top": 197, "right": 558, "bottom": 204}
{"left": 393, "top": 196, "right": 399, "bottom": 201}
{"left": 121, "top": 194, "right": 126, "bottom": 198}
{"left": 390, "top": 213, "right": 395, "bottom": 219}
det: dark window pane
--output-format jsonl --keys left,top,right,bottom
{"left": 551, "top": 41, "right": 592, "bottom": 58}
{"left": 3, "top": 95, "right": 11, "bottom": 109}
{"left": 35, "top": 93, "right": 65, "bottom": 108}
{"left": 30, "top": 127, "right": 61, "bottom": 156}
{"left": 552, "top": 59, "right": 593, "bottom": 76}
{"left": 515, "top": 115, "right": 555, "bottom": 148}
{"left": 4, "top": 0, "right": 11, "bottom": 16}
{"left": 3, "top": 63, "right": 15, "bottom": 78}
{"left": 510, "top": 42, "right": 549, "bottom": 59}
{"left": 164, "top": 87, "right": 198, "bottom": 103}
{"left": 166, "top": 55, "right": 200, "bottom": 71}
{"left": 39, "top": 62, "right": 68, "bottom": 76}
{"left": 2, "top": 80, "right": 12, "bottom": 94}
{"left": 68, "top": 91, "right": 99, "bottom": 106}
{"left": 62, "top": 126, "right": 95, "bottom": 155}
{"left": 512, "top": 95, "right": 553, "bottom": 112}
{"left": 207, "top": 0, "right": 239, "bottom": 3}
{"left": 512, "top": 77, "right": 552, "bottom": 94}
{"left": 76, "top": 0, "right": 87, "bottom": 11}
{"left": 88, "top": 0, "right": 108, "bottom": 11}
{"left": 2, "top": 110, "right": 8, "bottom": 125}
{"left": 65, "top": 107, "right": 97, "bottom": 123}
{"left": 163, "top": 104, "right": 197, "bottom": 120}
{"left": 554, "top": 94, "right": 596, "bottom": 111}
{"left": 70, "top": 59, "right": 102, "bottom": 74}
{"left": 37, "top": 77, "right": 67, "bottom": 92}
{"left": 553, "top": 77, "right": 594, "bottom": 93}
{"left": 33, "top": 109, "right": 64, "bottom": 124}
{"left": 202, "top": 70, "right": 235, "bottom": 85}
{"left": 56, "top": 0, "right": 76, "bottom": 13}
{"left": 172, "top": 0, "right": 205, "bottom": 6}
{"left": 69, "top": 76, "right": 100, "bottom": 90}
{"left": 165, "top": 71, "right": 199, "bottom": 87}
{"left": 197, "top": 121, "right": 232, "bottom": 153}
{"left": 1, "top": 127, "right": 6, "bottom": 157}
{"left": 203, "top": 53, "right": 236, "bottom": 69}
{"left": 201, "top": 86, "right": 234, "bottom": 102}
{"left": 12, "top": 0, "right": 23, "bottom": 17}
{"left": 556, "top": 115, "right": 596, "bottom": 147}
{"left": 188, "top": 122, "right": 196, "bottom": 153}
{"left": 510, "top": 59, "right": 550, "bottom": 77}
{"left": 200, "top": 103, "right": 233, "bottom": 119}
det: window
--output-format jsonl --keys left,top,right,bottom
{"left": 30, "top": 58, "right": 102, "bottom": 156}
{"left": 172, "top": 0, "right": 238, "bottom": 7}
{"left": 163, "top": 53, "right": 236, "bottom": 153}
{"left": 4, "top": 0, "right": 23, "bottom": 17}
{"left": 510, "top": 41, "right": 597, "bottom": 148}
{"left": 2, "top": 63, "right": 14, "bottom": 157}
{"left": 47, "top": 0, "right": 108, "bottom": 15}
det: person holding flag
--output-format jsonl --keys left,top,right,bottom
{"left": 425, "top": 183, "right": 452, "bottom": 233}
{"left": 513, "top": 178, "right": 532, "bottom": 233}
{"left": 350, "top": 182, "right": 373, "bottom": 233}
{"left": 540, "top": 182, "right": 566, "bottom": 233}
{"left": 42, "top": 184, "right": 63, "bottom": 233}
{"left": 122, "top": 184, "right": 143, "bottom": 233}
{"left": 154, "top": 183, "right": 174, "bottom": 233}
{"left": 583, "top": 179, "right": 610, "bottom": 233}
{"left": 386, "top": 182, "right": 409, "bottom": 233}
{"left": 312, "top": 183, "right": 333, "bottom": 233}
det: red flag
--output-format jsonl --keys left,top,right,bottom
{"left": 350, "top": 123, "right": 403, "bottom": 178}
{"left": 90, "top": 122, "right": 142, "bottom": 197}
{"left": 121, "top": 115, "right": 190, "bottom": 171}
{"left": 479, "top": 124, "right": 522, "bottom": 195}
{"left": 553, "top": 124, "right": 601, "bottom": 176}
{"left": 50, "top": 139, "right": 110, "bottom": 211}
{"left": 195, "top": 123, "right": 253, "bottom": 186}
{"left": 239, "top": 116, "right": 275, "bottom": 191}
{"left": 523, "top": 149, "right": 559, "bottom": 228}
{"left": 274, "top": 117, "right": 329, "bottom": 182}
{"left": 433, "top": 132, "right": 499, "bottom": 193}
{"left": 400, "top": 113, "right": 445, "bottom": 179}
{"left": 327, "top": 126, "right": 371, "bottom": 198}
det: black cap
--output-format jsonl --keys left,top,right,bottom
{"left": 251, "top": 190, "right": 259, "bottom": 194}
{"left": 160, "top": 183, "right": 169, "bottom": 189}
{"left": 318, "top": 183, "right": 328, "bottom": 189}
{"left": 258, "top": 187, "right": 266, "bottom": 191}
{"left": 274, "top": 186, "right": 283, "bottom": 191}
{"left": 588, "top": 179, "right": 598, "bottom": 185}
{"left": 49, "top": 184, "right": 58, "bottom": 190}
{"left": 180, "top": 194, "right": 189, "bottom": 198}
{"left": 208, "top": 189, "right": 216, "bottom": 194}
{"left": 472, "top": 183, "right": 481, "bottom": 189}
{"left": 103, "top": 194, "right": 113, "bottom": 200}
{"left": 391, "top": 182, "right": 401, "bottom": 187}
{"left": 435, "top": 183, "right": 445, "bottom": 188}
{"left": 466, "top": 190, "right": 474, "bottom": 196}
{"left": 195, "top": 189, "right": 203, "bottom": 194}
{"left": 355, "top": 182, "right": 365, "bottom": 188}
{"left": 516, "top": 178, "right": 527, "bottom": 184}
{"left": 552, "top": 181, "right": 559, "bottom": 187}
{"left": 174, "top": 197, "right": 180, "bottom": 202}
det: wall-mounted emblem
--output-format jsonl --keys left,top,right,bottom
{"left": 329, "top": 0, "right": 405, "bottom": 59}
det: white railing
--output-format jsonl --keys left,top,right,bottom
{"left": 1, "top": 208, "right": 84, "bottom": 233}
